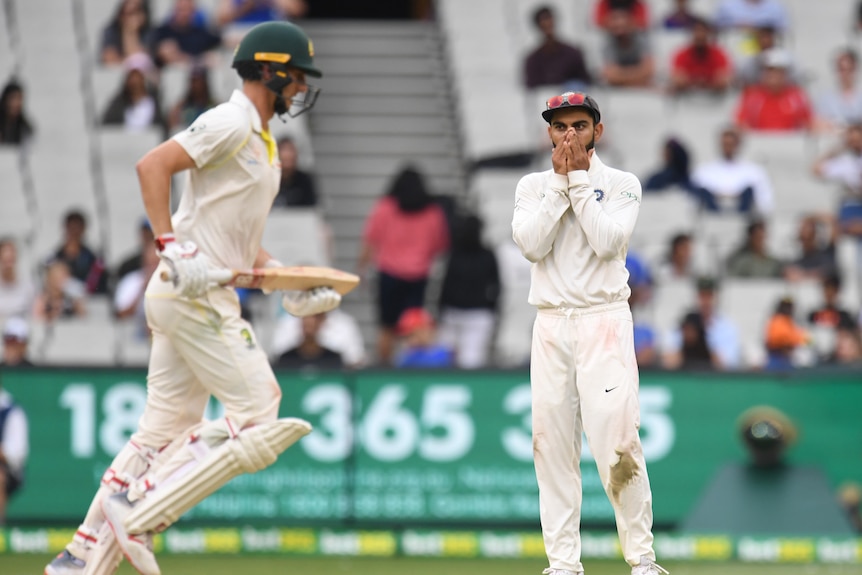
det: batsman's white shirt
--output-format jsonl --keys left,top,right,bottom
{"left": 136, "top": 89, "right": 283, "bottom": 448}
{"left": 512, "top": 153, "right": 656, "bottom": 572}
{"left": 171, "top": 89, "right": 281, "bottom": 270}
{"left": 513, "top": 153, "right": 639, "bottom": 308}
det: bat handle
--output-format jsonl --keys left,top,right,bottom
{"left": 159, "top": 268, "right": 234, "bottom": 285}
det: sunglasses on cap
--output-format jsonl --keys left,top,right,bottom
{"left": 542, "top": 91, "right": 601, "bottom": 124}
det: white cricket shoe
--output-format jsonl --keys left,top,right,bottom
{"left": 631, "top": 556, "right": 669, "bottom": 575}
{"left": 44, "top": 549, "right": 86, "bottom": 575}
{"left": 102, "top": 492, "right": 161, "bottom": 575}
{"left": 542, "top": 568, "right": 584, "bottom": 575}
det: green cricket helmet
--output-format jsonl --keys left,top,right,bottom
{"left": 232, "top": 21, "right": 322, "bottom": 117}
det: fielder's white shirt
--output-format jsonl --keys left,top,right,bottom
{"left": 171, "top": 90, "right": 281, "bottom": 270}
{"left": 512, "top": 153, "right": 641, "bottom": 308}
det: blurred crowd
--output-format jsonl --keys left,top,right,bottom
{"left": 1, "top": 0, "right": 862, "bottom": 374}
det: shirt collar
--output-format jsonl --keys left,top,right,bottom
{"left": 588, "top": 152, "right": 605, "bottom": 176}
{"left": 230, "top": 89, "right": 264, "bottom": 134}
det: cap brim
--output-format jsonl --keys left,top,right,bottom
{"left": 297, "top": 65, "right": 322, "bottom": 78}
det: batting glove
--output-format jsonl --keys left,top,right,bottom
{"left": 155, "top": 234, "right": 211, "bottom": 299}
{"left": 281, "top": 287, "right": 342, "bottom": 317}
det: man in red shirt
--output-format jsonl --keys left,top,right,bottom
{"left": 670, "top": 17, "right": 731, "bottom": 94}
{"left": 735, "top": 48, "right": 813, "bottom": 131}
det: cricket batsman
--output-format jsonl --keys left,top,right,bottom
{"left": 45, "top": 21, "right": 339, "bottom": 575}
{"left": 512, "top": 92, "right": 667, "bottom": 575}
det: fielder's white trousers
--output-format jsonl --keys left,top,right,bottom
{"left": 531, "top": 301, "right": 655, "bottom": 571}
{"left": 131, "top": 263, "right": 282, "bottom": 448}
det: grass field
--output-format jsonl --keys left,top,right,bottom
{"left": 3, "top": 555, "right": 862, "bottom": 575}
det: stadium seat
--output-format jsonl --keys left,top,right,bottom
{"left": 40, "top": 318, "right": 119, "bottom": 365}
{"left": 469, "top": 168, "right": 523, "bottom": 246}
{"left": 719, "top": 278, "right": 793, "bottom": 368}
{"left": 631, "top": 188, "right": 699, "bottom": 249}
{"left": 493, "top": 241, "right": 533, "bottom": 367}
{"left": 650, "top": 277, "right": 697, "bottom": 342}
{"left": 0, "top": 149, "right": 34, "bottom": 242}
{"left": 263, "top": 209, "right": 330, "bottom": 267}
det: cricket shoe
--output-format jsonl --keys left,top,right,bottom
{"left": 631, "top": 556, "right": 669, "bottom": 575}
{"left": 44, "top": 549, "right": 86, "bottom": 575}
{"left": 542, "top": 568, "right": 584, "bottom": 575}
{"left": 102, "top": 492, "right": 161, "bottom": 575}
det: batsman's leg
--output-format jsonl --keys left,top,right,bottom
{"left": 102, "top": 417, "right": 310, "bottom": 573}
{"left": 48, "top": 329, "right": 210, "bottom": 575}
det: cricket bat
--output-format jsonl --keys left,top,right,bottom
{"left": 160, "top": 265, "right": 360, "bottom": 295}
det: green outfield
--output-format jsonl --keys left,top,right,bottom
{"left": 3, "top": 555, "right": 861, "bottom": 575}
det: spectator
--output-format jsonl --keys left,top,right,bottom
{"left": 813, "top": 122, "right": 862, "bottom": 201}
{"left": 664, "top": 277, "right": 742, "bottom": 369}
{"left": 663, "top": 311, "right": 718, "bottom": 370}
{"left": 725, "top": 219, "right": 785, "bottom": 278}
{"left": 807, "top": 274, "right": 855, "bottom": 330}
{"left": 713, "top": 0, "right": 789, "bottom": 31}
{"left": 437, "top": 214, "right": 500, "bottom": 369}
{"left": 32, "top": 260, "right": 86, "bottom": 322}
{"left": 764, "top": 296, "right": 809, "bottom": 370}
{"left": 357, "top": 166, "right": 450, "bottom": 365}
{"left": 102, "top": 53, "right": 163, "bottom": 132}
{"left": 663, "top": 0, "right": 698, "bottom": 30}
{"left": 817, "top": 49, "right": 862, "bottom": 131}
{"left": 691, "top": 126, "right": 774, "bottom": 214}
{"left": 0, "top": 238, "right": 35, "bottom": 324}
{"left": 275, "top": 313, "right": 345, "bottom": 370}
{"left": 644, "top": 137, "right": 695, "bottom": 192}
{"left": 669, "top": 17, "right": 732, "bottom": 95}
{"left": 217, "top": 0, "right": 307, "bottom": 26}
{"left": 735, "top": 48, "right": 814, "bottom": 132}
{"left": 394, "top": 307, "right": 454, "bottom": 369}
{"left": 100, "top": 0, "right": 152, "bottom": 65}
{"left": 0, "top": 371, "right": 28, "bottom": 525}
{"left": 0, "top": 79, "right": 34, "bottom": 146}
{"left": 784, "top": 214, "right": 838, "bottom": 282}
{"left": 627, "top": 262, "right": 657, "bottom": 368}
{"left": 116, "top": 218, "right": 155, "bottom": 282}
{"left": 826, "top": 319, "right": 862, "bottom": 366}
{"left": 151, "top": 0, "right": 222, "bottom": 67}
{"left": 271, "top": 137, "right": 318, "bottom": 207}
{"left": 114, "top": 244, "right": 160, "bottom": 339}
{"left": 601, "top": 9, "right": 654, "bottom": 87}
{"left": 594, "top": 0, "right": 650, "bottom": 30}
{"left": 656, "top": 232, "right": 695, "bottom": 283}
{"left": 735, "top": 25, "right": 800, "bottom": 87}
{"left": 167, "top": 65, "right": 216, "bottom": 133}
{"left": 271, "top": 307, "right": 366, "bottom": 368}
{"left": 52, "top": 210, "right": 106, "bottom": 294}
{"left": 523, "top": 5, "right": 592, "bottom": 91}
{"left": 1, "top": 317, "right": 33, "bottom": 367}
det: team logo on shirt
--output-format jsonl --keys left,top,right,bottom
{"left": 188, "top": 122, "right": 206, "bottom": 134}
{"left": 594, "top": 188, "right": 605, "bottom": 202}
{"left": 240, "top": 328, "right": 256, "bottom": 349}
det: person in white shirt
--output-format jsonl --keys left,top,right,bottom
{"left": 512, "top": 91, "right": 666, "bottom": 575}
{"left": 691, "top": 126, "right": 773, "bottom": 214}
{"left": 0, "top": 238, "right": 35, "bottom": 325}
{"left": 0, "top": 380, "right": 28, "bottom": 526}
{"left": 46, "top": 21, "right": 340, "bottom": 575}
{"left": 816, "top": 48, "right": 862, "bottom": 131}
{"left": 813, "top": 122, "right": 862, "bottom": 201}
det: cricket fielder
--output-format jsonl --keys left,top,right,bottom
{"left": 45, "top": 21, "right": 338, "bottom": 575}
{"left": 512, "top": 92, "right": 667, "bottom": 575}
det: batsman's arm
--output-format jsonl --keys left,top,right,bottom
{"left": 512, "top": 173, "right": 571, "bottom": 263}
{"left": 568, "top": 171, "right": 640, "bottom": 260}
{"left": 136, "top": 140, "right": 196, "bottom": 237}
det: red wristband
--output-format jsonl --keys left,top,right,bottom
{"left": 154, "top": 234, "right": 176, "bottom": 252}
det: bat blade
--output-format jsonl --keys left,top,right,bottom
{"left": 160, "top": 266, "right": 361, "bottom": 295}
{"left": 227, "top": 266, "right": 360, "bottom": 295}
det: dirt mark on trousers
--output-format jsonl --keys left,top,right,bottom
{"left": 609, "top": 449, "right": 639, "bottom": 502}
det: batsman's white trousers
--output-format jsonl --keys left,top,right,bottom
{"left": 531, "top": 301, "right": 655, "bottom": 572}
{"left": 131, "top": 264, "right": 282, "bottom": 448}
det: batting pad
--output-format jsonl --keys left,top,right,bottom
{"left": 123, "top": 418, "right": 312, "bottom": 534}
{"left": 82, "top": 525, "right": 122, "bottom": 575}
